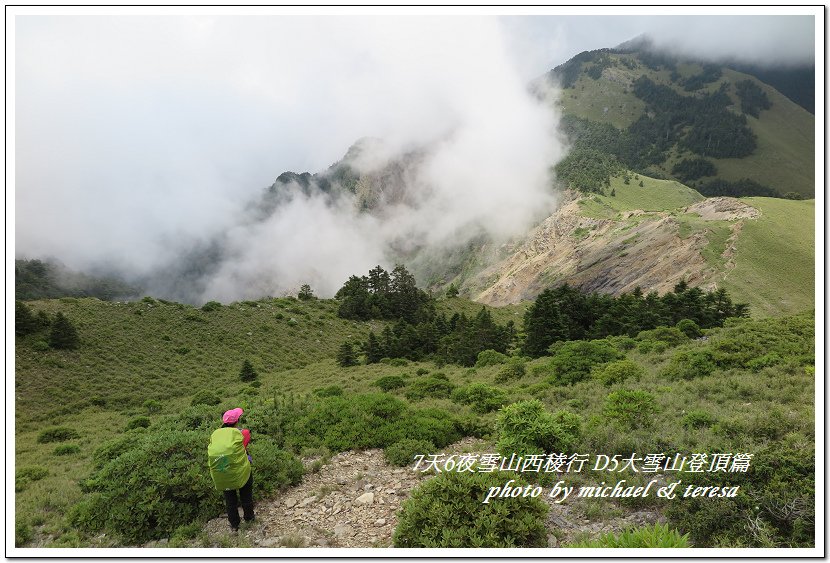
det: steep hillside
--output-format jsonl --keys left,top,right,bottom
{"left": 460, "top": 176, "right": 813, "bottom": 317}
{"left": 550, "top": 48, "right": 815, "bottom": 197}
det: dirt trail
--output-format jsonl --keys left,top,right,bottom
{"left": 173, "top": 438, "right": 662, "bottom": 549}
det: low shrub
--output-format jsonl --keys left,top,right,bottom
{"left": 662, "top": 349, "right": 717, "bottom": 380}
{"left": 292, "top": 393, "right": 459, "bottom": 452}
{"left": 603, "top": 390, "right": 658, "bottom": 429}
{"left": 393, "top": 470, "right": 548, "bottom": 547}
{"left": 190, "top": 391, "right": 221, "bottom": 407}
{"left": 16, "top": 521, "right": 32, "bottom": 547}
{"left": 567, "top": 523, "right": 690, "bottom": 547}
{"left": 547, "top": 340, "right": 623, "bottom": 385}
{"left": 451, "top": 383, "right": 507, "bottom": 414}
{"left": 313, "top": 385, "right": 343, "bottom": 397}
{"left": 125, "top": 416, "right": 151, "bottom": 431}
{"left": 637, "top": 326, "right": 689, "bottom": 347}
{"left": 37, "top": 426, "right": 80, "bottom": 444}
{"left": 16, "top": 466, "right": 49, "bottom": 492}
{"left": 405, "top": 376, "right": 456, "bottom": 401}
{"left": 201, "top": 301, "right": 221, "bottom": 312}
{"left": 373, "top": 375, "right": 406, "bottom": 392}
{"left": 591, "top": 359, "right": 645, "bottom": 386}
{"left": 384, "top": 439, "right": 436, "bottom": 467}
{"left": 246, "top": 435, "right": 304, "bottom": 495}
{"left": 475, "top": 349, "right": 509, "bottom": 367}
{"left": 676, "top": 319, "right": 703, "bottom": 339}
{"left": 496, "top": 400, "right": 581, "bottom": 457}
{"left": 682, "top": 410, "right": 716, "bottom": 429}
{"left": 494, "top": 358, "right": 526, "bottom": 384}
{"left": 71, "top": 429, "right": 302, "bottom": 544}
{"left": 666, "top": 440, "right": 814, "bottom": 547}
{"left": 53, "top": 443, "right": 81, "bottom": 456}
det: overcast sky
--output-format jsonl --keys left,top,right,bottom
{"left": 11, "top": 10, "right": 819, "bottom": 301}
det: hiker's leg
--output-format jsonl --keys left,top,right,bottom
{"left": 223, "top": 489, "right": 241, "bottom": 530}
{"left": 240, "top": 473, "right": 255, "bottom": 522}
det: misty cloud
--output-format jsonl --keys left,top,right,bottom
{"left": 14, "top": 12, "right": 815, "bottom": 303}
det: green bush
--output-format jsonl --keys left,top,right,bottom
{"left": 603, "top": 390, "right": 658, "bottom": 429}
{"left": 567, "top": 523, "right": 690, "bottom": 547}
{"left": 15, "top": 521, "right": 32, "bottom": 547}
{"left": 37, "top": 426, "right": 80, "bottom": 444}
{"left": 71, "top": 429, "right": 302, "bottom": 544}
{"left": 53, "top": 443, "right": 81, "bottom": 456}
{"left": 246, "top": 436, "right": 304, "bottom": 495}
{"left": 662, "top": 349, "right": 717, "bottom": 380}
{"left": 666, "top": 441, "right": 814, "bottom": 547}
{"left": 682, "top": 410, "right": 716, "bottom": 429}
{"left": 405, "top": 376, "right": 456, "bottom": 401}
{"left": 591, "top": 359, "right": 645, "bottom": 386}
{"left": 312, "top": 385, "right": 343, "bottom": 397}
{"left": 143, "top": 399, "right": 162, "bottom": 413}
{"left": 637, "top": 326, "right": 689, "bottom": 347}
{"left": 373, "top": 375, "right": 405, "bottom": 392}
{"left": 475, "top": 349, "right": 509, "bottom": 367}
{"left": 16, "top": 466, "right": 49, "bottom": 492}
{"left": 496, "top": 400, "right": 581, "bottom": 457}
{"left": 451, "top": 383, "right": 507, "bottom": 414}
{"left": 393, "top": 470, "right": 548, "bottom": 547}
{"left": 494, "top": 358, "right": 526, "bottom": 384}
{"left": 125, "top": 416, "right": 151, "bottom": 431}
{"left": 606, "top": 335, "right": 637, "bottom": 351}
{"left": 676, "top": 319, "right": 703, "bottom": 338}
{"left": 200, "top": 301, "right": 221, "bottom": 312}
{"left": 547, "top": 340, "right": 623, "bottom": 385}
{"left": 746, "top": 353, "right": 783, "bottom": 372}
{"left": 291, "top": 393, "right": 460, "bottom": 452}
{"left": 190, "top": 390, "right": 221, "bottom": 406}
{"left": 384, "top": 439, "right": 435, "bottom": 467}
{"left": 92, "top": 432, "right": 146, "bottom": 469}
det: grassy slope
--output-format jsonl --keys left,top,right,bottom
{"left": 712, "top": 69, "right": 815, "bottom": 197}
{"left": 15, "top": 303, "right": 815, "bottom": 546}
{"left": 571, "top": 174, "right": 814, "bottom": 316}
{"left": 557, "top": 54, "right": 815, "bottom": 197}
{"left": 720, "top": 197, "right": 815, "bottom": 317}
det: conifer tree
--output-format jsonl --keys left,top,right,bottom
{"left": 49, "top": 312, "right": 79, "bottom": 350}
{"left": 337, "top": 341, "right": 358, "bottom": 367}
{"left": 239, "top": 359, "right": 258, "bottom": 382}
{"left": 15, "top": 301, "right": 39, "bottom": 336}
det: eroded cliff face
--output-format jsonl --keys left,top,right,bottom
{"left": 466, "top": 193, "right": 759, "bottom": 306}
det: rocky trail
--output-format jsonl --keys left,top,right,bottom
{"left": 167, "top": 438, "right": 663, "bottom": 550}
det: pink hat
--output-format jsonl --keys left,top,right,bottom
{"left": 223, "top": 407, "right": 244, "bottom": 424}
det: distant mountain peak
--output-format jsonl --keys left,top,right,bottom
{"left": 613, "top": 33, "right": 655, "bottom": 53}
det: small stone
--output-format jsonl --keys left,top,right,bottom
{"left": 374, "top": 518, "right": 386, "bottom": 526}
{"left": 299, "top": 496, "right": 316, "bottom": 508}
{"left": 284, "top": 498, "right": 297, "bottom": 508}
{"left": 364, "top": 484, "right": 374, "bottom": 492}
{"left": 334, "top": 524, "right": 354, "bottom": 538}
{"left": 335, "top": 476, "right": 348, "bottom": 485}
{"left": 260, "top": 537, "right": 279, "bottom": 547}
{"left": 547, "top": 535, "right": 558, "bottom": 548}
{"left": 354, "top": 492, "right": 375, "bottom": 506}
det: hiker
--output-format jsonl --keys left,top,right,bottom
{"left": 208, "top": 407, "right": 255, "bottom": 531}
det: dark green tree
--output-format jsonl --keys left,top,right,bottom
{"left": 337, "top": 341, "right": 358, "bottom": 367}
{"left": 239, "top": 359, "right": 258, "bottom": 382}
{"left": 15, "top": 301, "right": 40, "bottom": 336}
{"left": 364, "top": 332, "right": 384, "bottom": 364}
{"left": 445, "top": 284, "right": 459, "bottom": 298}
{"left": 48, "top": 312, "right": 79, "bottom": 350}
{"left": 297, "top": 284, "right": 315, "bottom": 301}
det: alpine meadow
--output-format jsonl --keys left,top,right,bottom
{"left": 12, "top": 14, "right": 818, "bottom": 553}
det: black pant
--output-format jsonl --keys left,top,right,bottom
{"left": 223, "top": 472, "right": 254, "bottom": 529}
